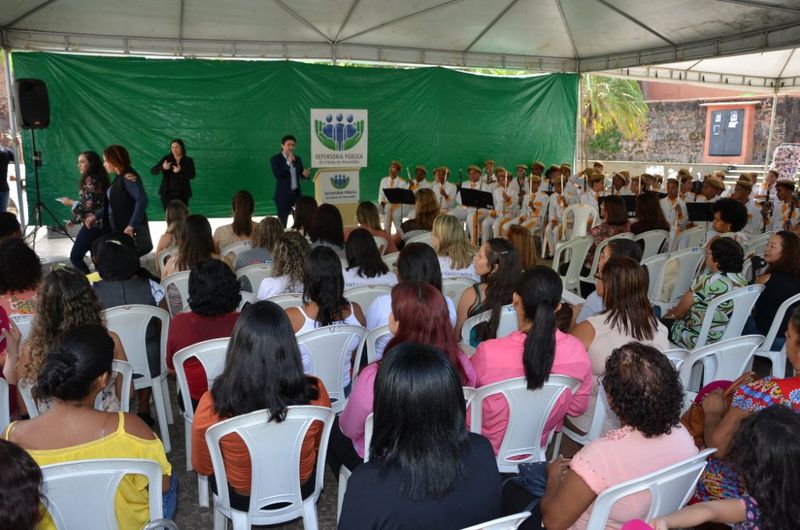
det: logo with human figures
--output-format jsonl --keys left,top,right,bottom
{"left": 310, "top": 109, "right": 368, "bottom": 168}
{"left": 330, "top": 173, "right": 350, "bottom": 190}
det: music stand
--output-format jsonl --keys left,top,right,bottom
{"left": 599, "top": 194, "right": 637, "bottom": 217}
{"left": 459, "top": 188, "right": 495, "bottom": 245}
{"left": 686, "top": 202, "right": 715, "bottom": 223}
{"left": 383, "top": 188, "right": 416, "bottom": 231}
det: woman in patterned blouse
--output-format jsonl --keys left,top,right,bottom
{"left": 58, "top": 151, "right": 110, "bottom": 273}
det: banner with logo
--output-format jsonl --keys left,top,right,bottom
{"left": 310, "top": 109, "right": 368, "bottom": 168}
{"left": 317, "top": 168, "right": 361, "bottom": 204}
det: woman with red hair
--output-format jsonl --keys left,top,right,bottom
{"left": 328, "top": 281, "right": 476, "bottom": 475}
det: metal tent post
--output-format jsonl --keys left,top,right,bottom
{"left": 2, "top": 47, "right": 26, "bottom": 227}
{"left": 764, "top": 89, "right": 779, "bottom": 173}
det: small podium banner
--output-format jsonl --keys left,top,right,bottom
{"left": 316, "top": 168, "right": 361, "bottom": 205}
{"left": 310, "top": 109, "right": 368, "bottom": 168}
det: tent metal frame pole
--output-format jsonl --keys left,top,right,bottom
{"left": 2, "top": 47, "right": 26, "bottom": 227}
{"left": 574, "top": 73, "right": 582, "bottom": 169}
{"left": 764, "top": 88, "right": 779, "bottom": 174}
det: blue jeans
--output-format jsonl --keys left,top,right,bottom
{"left": 70, "top": 225, "right": 106, "bottom": 273}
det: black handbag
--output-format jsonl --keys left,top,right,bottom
{"left": 132, "top": 223, "right": 153, "bottom": 257}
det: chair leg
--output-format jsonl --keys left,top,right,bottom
{"left": 161, "top": 377, "right": 174, "bottom": 424}
{"left": 213, "top": 506, "right": 226, "bottom": 530}
{"left": 772, "top": 351, "right": 788, "bottom": 378}
{"left": 231, "top": 510, "right": 249, "bottom": 530}
{"left": 337, "top": 468, "right": 351, "bottom": 522}
{"left": 302, "top": 499, "right": 320, "bottom": 530}
{"left": 198, "top": 475, "right": 209, "bottom": 508}
{"left": 184, "top": 417, "right": 193, "bottom": 471}
{"left": 151, "top": 383, "right": 171, "bottom": 453}
{"left": 550, "top": 431, "right": 563, "bottom": 460}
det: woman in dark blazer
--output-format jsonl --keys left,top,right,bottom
{"left": 151, "top": 138, "right": 195, "bottom": 209}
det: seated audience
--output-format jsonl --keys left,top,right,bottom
{"left": 345, "top": 201, "right": 396, "bottom": 254}
{"left": 3, "top": 268, "right": 129, "bottom": 412}
{"left": 666, "top": 237, "right": 746, "bottom": 349}
{"left": 290, "top": 195, "right": 317, "bottom": 237}
{"left": 582, "top": 196, "right": 630, "bottom": 277}
{"left": 470, "top": 266, "right": 591, "bottom": 454}
{"left": 154, "top": 199, "right": 189, "bottom": 274}
{"left": 539, "top": 342, "right": 697, "bottom": 529}
{"left": 506, "top": 224, "right": 537, "bottom": 270}
{"left": 339, "top": 343, "right": 502, "bottom": 529}
{"left": 432, "top": 214, "right": 479, "bottom": 282}
{"left": 0, "top": 239, "right": 41, "bottom": 316}
{"left": 649, "top": 406, "right": 800, "bottom": 530}
{"left": 399, "top": 188, "right": 439, "bottom": 243}
{"left": 309, "top": 203, "right": 346, "bottom": 258}
{"left": 234, "top": 216, "right": 283, "bottom": 271}
{"left": 692, "top": 306, "right": 800, "bottom": 504}
{"left": 213, "top": 190, "right": 257, "bottom": 251}
{"left": 0, "top": 439, "right": 43, "bottom": 530}
{"left": 3, "top": 325, "right": 173, "bottom": 528}
{"left": 570, "top": 256, "right": 669, "bottom": 432}
{"left": 166, "top": 259, "right": 240, "bottom": 408}
{"left": 710, "top": 197, "right": 749, "bottom": 246}
{"left": 162, "top": 214, "right": 222, "bottom": 280}
{"left": 456, "top": 238, "right": 522, "bottom": 347}
{"left": 334, "top": 281, "right": 476, "bottom": 472}
{"left": 191, "top": 301, "right": 331, "bottom": 503}
{"left": 343, "top": 228, "right": 397, "bottom": 289}
{"left": 256, "top": 231, "right": 310, "bottom": 299}
{"left": 286, "top": 246, "right": 365, "bottom": 388}
{"left": 0, "top": 211, "right": 22, "bottom": 243}
{"left": 629, "top": 192, "right": 670, "bottom": 235}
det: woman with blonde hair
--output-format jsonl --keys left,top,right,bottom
{"left": 234, "top": 216, "right": 283, "bottom": 271}
{"left": 256, "top": 231, "right": 310, "bottom": 299}
{"left": 154, "top": 199, "right": 189, "bottom": 274}
{"left": 432, "top": 214, "right": 479, "bottom": 282}
{"left": 399, "top": 188, "right": 440, "bottom": 244}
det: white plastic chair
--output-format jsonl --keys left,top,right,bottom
{"left": 650, "top": 247, "right": 706, "bottom": 313}
{"left": 744, "top": 231, "right": 773, "bottom": 258}
{"left": 236, "top": 264, "right": 273, "bottom": 293}
{"left": 558, "top": 383, "right": 617, "bottom": 448}
{"left": 0, "top": 378, "right": 9, "bottom": 433}
{"left": 372, "top": 235, "right": 388, "bottom": 254}
{"left": 237, "top": 291, "right": 258, "bottom": 310}
{"left": 220, "top": 240, "right": 252, "bottom": 258}
{"left": 560, "top": 288, "right": 585, "bottom": 307}
{"left": 104, "top": 305, "right": 172, "bottom": 452}
{"left": 691, "top": 285, "right": 764, "bottom": 349}
{"left": 753, "top": 292, "right": 800, "bottom": 377}
{"left": 635, "top": 229, "right": 670, "bottom": 259}
{"left": 173, "top": 337, "right": 230, "bottom": 507}
{"left": 585, "top": 448, "right": 716, "bottom": 528}
{"left": 470, "top": 375, "right": 580, "bottom": 472}
{"left": 562, "top": 204, "right": 598, "bottom": 240}
{"left": 551, "top": 235, "right": 593, "bottom": 294}
{"left": 461, "top": 512, "right": 531, "bottom": 530}
{"left": 266, "top": 292, "right": 304, "bottom": 309}
{"left": 406, "top": 231, "right": 434, "bottom": 247}
{"left": 579, "top": 232, "right": 634, "bottom": 287}
{"left": 382, "top": 251, "right": 400, "bottom": 270}
{"left": 41, "top": 458, "right": 165, "bottom": 530}
{"left": 344, "top": 285, "right": 393, "bottom": 312}
{"left": 670, "top": 226, "right": 706, "bottom": 251}
{"left": 205, "top": 405, "right": 334, "bottom": 530}
{"left": 296, "top": 325, "right": 367, "bottom": 413}
{"left": 443, "top": 277, "right": 477, "bottom": 304}
{"left": 161, "top": 270, "right": 191, "bottom": 316}
{"left": 157, "top": 246, "right": 177, "bottom": 272}
{"left": 460, "top": 304, "right": 518, "bottom": 345}
{"left": 337, "top": 412, "right": 375, "bottom": 521}
{"left": 352, "top": 325, "right": 392, "bottom": 383}
{"left": 641, "top": 253, "right": 669, "bottom": 300}
{"left": 9, "top": 313, "right": 35, "bottom": 341}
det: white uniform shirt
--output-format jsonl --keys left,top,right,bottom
{"left": 660, "top": 196, "right": 688, "bottom": 230}
{"left": 433, "top": 181, "right": 458, "bottom": 210}
{"left": 377, "top": 176, "right": 408, "bottom": 205}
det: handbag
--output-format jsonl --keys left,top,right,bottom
{"left": 680, "top": 371, "right": 757, "bottom": 448}
{"left": 132, "top": 223, "right": 153, "bottom": 257}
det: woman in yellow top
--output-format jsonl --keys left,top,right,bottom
{"left": 2, "top": 324, "right": 172, "bottom": 530}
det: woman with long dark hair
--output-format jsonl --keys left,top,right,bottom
{"left": 191, "top": 301, "right": 331, "bottom": 503}
{"left": 630, "top": 192, "right": 670, "bottom": 235}
{"left": 150, "top": 138, "right": 195, "bottom": 209}
{"left": 343, "top": 228, "right": 396, "bottom": 289}
{"left": 456, "top": 238, "right": 522, "bottom": 347}
{"left": 309, "top": 203, "right": 346, "bottom": 257}
{"left": 214, "top": 190, "right": 257, "bottom": 251}
{"left": 161, "top": 214, "right": 221, "bottom": 279}
{"left": 58, "top": 151, "right": 110, "bottom": 273}
{"left": 470, "top": 266, "right": 591, "bottom": 454}
{"left": 290, "top": 195, "right": 318, "bottom": 237}
{"left": 0, "top": 439, "right": 44, "bottom": 530}
{"left": 339, "top": 343, "right": 502, "bottom": 529}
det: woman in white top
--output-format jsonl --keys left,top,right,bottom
{"left": 569, "top": 256, "right": 669, "bottom": 432}
{"left": 213, "top": 190, "right": 258, "bottom": 252}
{"left": 257, "top": 231, "right": 310, "bottom": 300}
{"left": 432, "top": 214, "right": 479, "bottom": 282}
{"left": 366, "top": 242, "right": 457, "bottom": 360}
{"left": 343, "top": 228, "right": 397, "bottom": 289}
{"left": 286, "top": 246, "right": 366, "bottom": 389}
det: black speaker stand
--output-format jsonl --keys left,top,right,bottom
{"left": 25, "top": 129, "right": 74, "bottom": 250}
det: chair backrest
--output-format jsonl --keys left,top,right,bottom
{"left": 460, "top": 304, "right": 518, "bottom": 345}
{"left": 694, "top": 285, "right": 764, "bottom": 349}
{"left": 463, "top": 386, "right": 477, "bottom": 408}
{"left": 220, "top": 240, "right": 252, "bottom": 258}
{"left": 406, "top": 231, "right": 434, "bottom": 247}
{"left": 160, "top": 270, "right": 191, "bottom": 316}
{"left": 641, "top": 253, "right": 669, "bottom": 300}
{"left": 296, "top": 325, "right": 367, "bottom": 413}
{"left": 585, "top": 448, "right": 716, "bottom": 528}
{"left": 353, "top": 325, "right": 393, "bottom": 384}
{"left": 582, "top": 232, "right": 634, "bottom": 285}
{"left": 236, "top": 264, "right": 273, "bottom": 293}
{"left": 563, "top": 204, "right": 598, "bottom": 239}
{"left": 443, "top": 277, "right": 477, "bottom": 304}
{"left": 552, "top": 236, "right": 593, "bottom": 293}
{"left": 363, "top": 413, "right": 374, "bottom": 463}
{"left": 372, "top": 235, "right": 388, "bottom": 254}
{"left": 205, "top": 406, "right": 334, "bottom": 521}
{"left": 9, "top": 313, "right": 35, "bottom": 341}
{"left": 344, "top": 285, "right": 393, "bottom": 313}
{"left": 634, "top": 229, "right": 670, "bottom": 260}
{"left": 670, "top": 226, "right": 706, "bottom": 252}
{"left": 761, "top": 292, "right": 800, "bottom": 352}
{"left": 157, "top": 246, "right": 177, "bottom": 270}
{"left": 678, "top": 335, "right": 764, "bottom": 393}
{"left": 470, "top": 375, "right": 580, "bottom": 472}
{"left": 744, "top": 231, "right": 773, "bottom": 257}
{"left": 382, "top": 251, "right": 400, "bottom": 270}
{"left": 461, "top": 512, "right": 531, "bottom": 530}
{"left": 93, "top": 360, "right": 134, "bottom": 413}
{"left": 104, "top": 305, "right": 170, "bottom": 386}
{"left": 560, "top": 288, "right": 585, "bottom": 307}
{"left": 266, "top": 292, "right": 304, "bottom": 309}
{"left": 173, "top": 338, "right": 230, "bottom": 420}
{"left": 41, "top": 458, "right": 164, "bottom": 530}
{"left": 238, "top": 291, "right": 258, "bottom": 310}
{"left": 0, "top": 378, "right": 9, "bottom": 433}
{"left": 658, "top": 247, "right": 705, "bottom": 305}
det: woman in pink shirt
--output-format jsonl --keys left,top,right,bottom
{"left": 540, "top": 343, "right": 698, "bottom": 530}
{"left": 329, "top": 281, "right": 475, "bottom": 476}
{"left": 470, "top": 266, "right": 592, "bottom": 455}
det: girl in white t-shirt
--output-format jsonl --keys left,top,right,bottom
{"left": 257, "top": 231, "right": 309, "bottom": 300}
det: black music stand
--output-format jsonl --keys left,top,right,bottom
{"left": 686, "top": 202, "right": 715, "bottom": 223}
{"left": 459, "top": 188, "right": 495, "bottom": 245}
{"left": 383, "top": 188, "right": 416, "bottom": 229}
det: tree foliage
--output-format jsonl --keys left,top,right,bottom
{"left": 583, "top": 74, "right": 647, "bottom": 141}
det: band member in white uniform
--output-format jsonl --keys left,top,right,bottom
{"left": 403, "top": 165, "right": 432, "bottom": 221}
{"left": 610, "top": 171, "right": 632, "bottom": 196}
{"left": 753, "top": 169, "right": 779, "bottom": 204}
{"left": 545, "top": 176, "right": 568, "bottom": 257}
{"left": 451, "top": 165, "right": 491, "bottom": 243}
{"left": 514, "top": 174, "right": 549, "bottom": 236}
{"left": 482, "top": 159, "right": 497, "bottom": 189}
{"left": 377, "top": 160, "right": 408, "bottom": 234}
{"left": 679, "top": 172, "right": 696, "bottom": 201}
{"left": 661, "top": 177, "right": 689, "bottom": 232}
{"left": 730, "top": 175, "right": 763, "bottom": 237}
{"left": 482, "top": 167, "right": 517, "bottom": 242}
{"left": 770, "top": 180, "right": 800, "bottom": 232}
{"left": 432, "top": 166, "right": 457, "bottom": 212}
{"left": 508, "top": 163, "right": 529, "bottom": 206}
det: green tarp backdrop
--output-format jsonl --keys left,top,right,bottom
{"left": 12, "top": 52, "right": 577, "bottom": 219}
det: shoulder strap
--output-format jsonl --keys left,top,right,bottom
{"left": 3, "top": 421, "right": 17, "bottom": 441}
{"left": 117, "top": 411, "right": 126, "bottom": 432}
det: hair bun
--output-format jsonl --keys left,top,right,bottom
{"left": 36, "top": 349, "right": 79, "bottom": 399}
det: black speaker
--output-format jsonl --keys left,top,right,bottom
{"left": 13, "top": 79, "right": 50, "bottom": 129}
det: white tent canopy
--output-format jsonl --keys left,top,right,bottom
{"left": 2, "top": 0, "right": 800, "bottom": 75}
